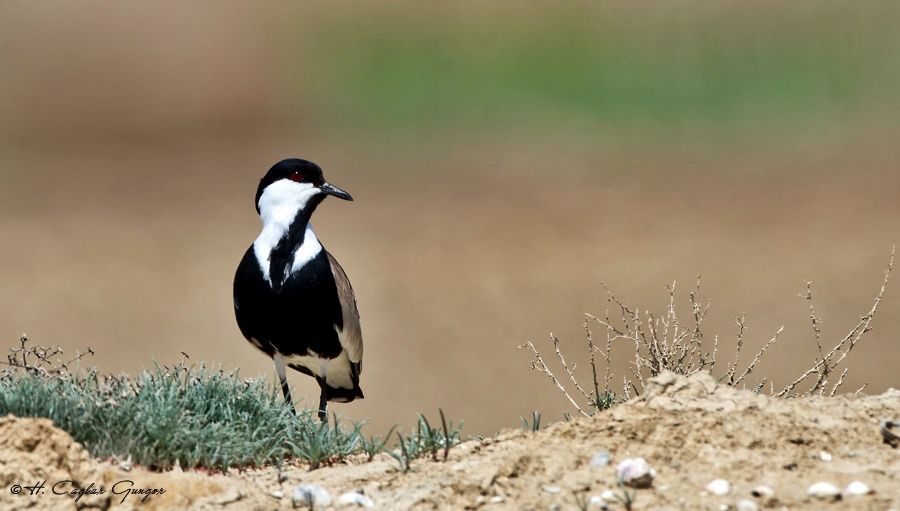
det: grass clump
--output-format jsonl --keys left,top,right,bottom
{"left": 521, "top": 410, "right": 542, "bottom": 432}
{"left": 0, "top": 341, "right": 390, "bottom": 471}
{"left": 389, "top": 409, "right": 462, "bottom": 472}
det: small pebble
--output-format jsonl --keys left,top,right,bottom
{"left": 807, "top": 481, "right": 841, "bottom": 501}
{"left": 717, "top": 505, "right": 729, "bottom": 511}
{"left": 736, "top": 499, "right": 758, "bottom": 511}
{"left": 750, "top": 485, "right": 773, "bottom": 499}
{"left": 881, "top": 420, "right": 899, "bottom": 447}
{"left": 337, "top": 491, "right": 374, "bottom": 508}
{"left": 115, "top": 455, "right": 133, "bottom": 472}
{"left": 270, "top": 490, "right": 284, "bottom": 500}
{"left": 843, "top": 481, "right": 872, "bottom": 497}
{"left": 292, "top": 485, "right": 332, "bottom": 509}
{"left": 489, "top": 495, "right": 505, "bottom": 504}
{"left": 600, "top": 490, "right": 617, "bottom": 503}
{"left": 616, "top": 457, "right": 655, "bottom": 489}
{"left": 542, "top": 485, "right": 561, "bottom": 494}
{"left": 214, "top": 489, "right": 244, "bottom": 506}
{"left": 818, "top": 450, "right": 832, "bottom": 462}
{"left": 706, "top": 478, "right": 731, "bottom": 496}
{"left": 591, "top": 452, "right": 612, "bottom": 468}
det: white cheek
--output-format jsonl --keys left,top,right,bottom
{"left": 253, "top": 180, "right": 322, "bottom": 282}
{"left": 257, "top": 180, "right": 319, "bottom": 225}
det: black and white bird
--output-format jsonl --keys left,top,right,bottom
{"left": 233, "top": 158, "right": 363, "bottom": 421}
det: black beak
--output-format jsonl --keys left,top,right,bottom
{"left": 320, "top": 182, "right": 353, "bottom": 201}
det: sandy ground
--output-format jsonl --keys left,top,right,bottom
{"left": 1, "top": 372, "right": 897, "bottom": 511}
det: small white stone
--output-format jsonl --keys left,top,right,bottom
{"left": 600, "top": 490, "right": 617, "bottom": 503}
{"left": 214, "top": 489, "right": 244, "bottom": 506}
{"left": 270, "top": 490, "right": 284, "bottom": 499}
{"left": 489, "top": 495, "right": 505, "bottom": 504}
{"left": 542, "top": 485, "right": 561, "bottom": 494}
{"left": 736, "top": 500, "right": 758, "bottom": 511}
{"left": 717, "top": 505, "right": 729, "bottom": 511}
{"left": 616, "top": 458, "right": 656, "bottom": 488}
{"left": 292, "top": 485, "right": 332, "bottom": 509}
{"left": 337, "top": 491, "right": 374, "bottom": 507}
{"left": 843, "top": 481, "right": 872, "bottom": 496}
{"left": 591, "top": 452, "right": 612, "bottom": 468}
{"left": 750, "top": 485, "right": 773, "bottom": 499}
{"left": 818, "top": 450, "right": 832, "bottom": 461}
{"left": 706, "top": 478, "right": 731, "bottom": 496}
{"left": 807, "top": 481, "right": 840, "bottom": 500}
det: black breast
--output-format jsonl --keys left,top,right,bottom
{"left": 233, "top": 247, "right": 345, "bottom": 360}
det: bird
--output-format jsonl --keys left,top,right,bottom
{"left": 233, "top": 158, "right": 363, "bottom": 422}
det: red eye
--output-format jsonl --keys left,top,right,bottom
{"left": 289, "top": 171, "right": 304, "bottom": 182}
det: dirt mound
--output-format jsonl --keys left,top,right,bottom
{"left": 1, "top": 373, "right": 897, "bottom": 510}
{"left": 0, "top": 415, "right": 110, "bottom": 510}
{"left": 0, "top": 415, "right": 267, "bottom": 510}
{"left": 245, "top": 372, "right": 898, "bottom": 510}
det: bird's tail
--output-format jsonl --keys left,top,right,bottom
{"left": 322, "top": 382, "right": 364, "bottom": 403}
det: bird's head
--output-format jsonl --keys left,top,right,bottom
{"left": 254, "top": 158, "right": 353, "bottom": 220}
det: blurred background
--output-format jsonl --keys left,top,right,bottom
{"left": 1, "top": 1, "right": 898, "bottom": 435}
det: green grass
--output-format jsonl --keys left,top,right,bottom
{"left": 288, "top": 2, "right": 900, "bottom": 138}
{"left": 0, "top": 363, "right": 343, "bottom": 470}
{"left": 0, "top": 340, "right": 460, "bottom": 471}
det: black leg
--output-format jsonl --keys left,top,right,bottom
{"left": 273, "top": 354, "right": 295, "bottom": 414}
{"left": 318, "top": 386, "right": 328, "bottom": 423}
{"left": 280, "top": 375, "right": 294, "bottom": 407}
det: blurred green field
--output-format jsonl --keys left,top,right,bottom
{"left": 286, "top": 2, "right": 900, "bottom": 143}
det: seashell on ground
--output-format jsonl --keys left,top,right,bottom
{"left": 807, "top": 481, "right": 841, "bottom": 500}
{"left": 292, "top": 484, "right": 332, "bottom": 509}
{"left": 616, "top": 457, "right": 656, "bottom": 488}
{"left": 337, "top": 491, "right": 374, "bottom": 507}
{"left": 705, "top": 478, "right": 731, "bottom": 496}
{"left": 843, "top": 481, "right": 872, "bottom": 497}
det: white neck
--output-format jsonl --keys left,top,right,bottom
{"left": 253, "top": 180, "right": 324, "bottom": 285}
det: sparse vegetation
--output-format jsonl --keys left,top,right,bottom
{"left": 522, "top": 249, "right": 893, "bottom": 415}
{"left": 389, "top": 410, "right": 462, "bottom": 471}
{"left": 0, "top": 337, "right": 447, "bottom": 471}
{"left": 521, "top": 410, "right": 542, "bottom": 432}
{"left": 359, "top": 425, "right": 397, "bottom": 462}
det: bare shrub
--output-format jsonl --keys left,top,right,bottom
{"left": 521, "top": 248, "right": 893, "bottom": 415}
{"left": 2, "top": 334, "right": 94, "bottom": 377}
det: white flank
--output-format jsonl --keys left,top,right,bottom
{"left": 284, "top": 349, "right": 355, "bottom": 391}
{"left": 253, "top": 180, "right": 323, "bottom": 285}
